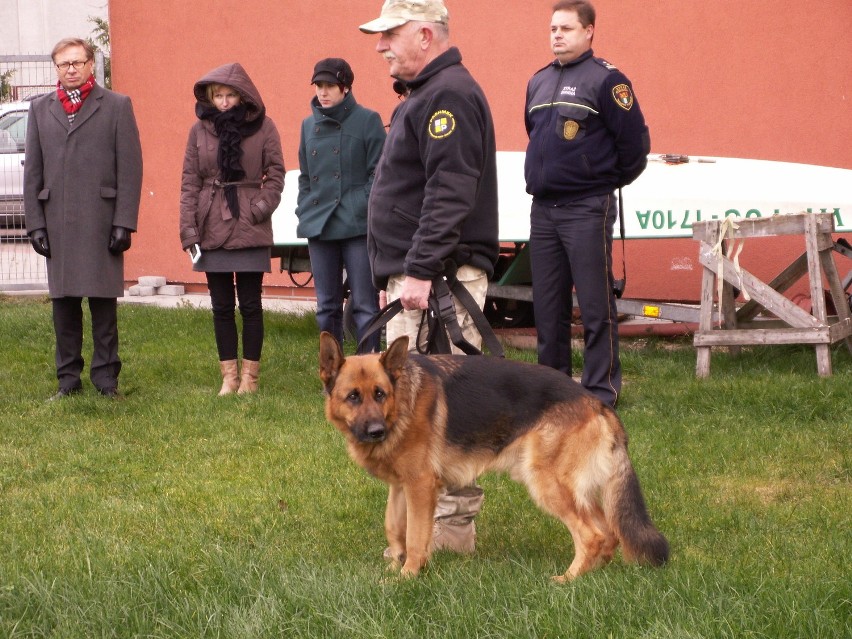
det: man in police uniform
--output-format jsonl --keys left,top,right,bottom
{"left": 524, "top": 0, "right": 650, "bottom": 408}
{"left": 360, "top": 0, "right": 499, "bottom": 554}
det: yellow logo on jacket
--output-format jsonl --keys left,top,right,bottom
{"left": 612, "top": 84, "right": 634, "bottom": 111}
{"left": 428, "top": 110, "right": 456, "bottom": 139}
{"left": 563, "top": 120, "right": 579, "bottom": 140}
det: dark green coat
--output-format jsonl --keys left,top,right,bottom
{"left": 296, "top": 91, "right": 385, "bottom": 240}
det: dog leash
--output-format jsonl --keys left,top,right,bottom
{"left": 357, "top": 271, "right": 504, "bottom": 357}
{"left": 614, "top": 188, "right": 626, "bottom": 298}
{"left": 427, "top": 273, "right": 504, "bottom": 356}
{"left": 357, "top": 298, "right": 401, "bottom": 351}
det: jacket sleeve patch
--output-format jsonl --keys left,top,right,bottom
{"left": 428, "top": 110, "right": 456, "bottom": 139}
{"left": 612, "top": 84, "right": 634, "bottom": 111}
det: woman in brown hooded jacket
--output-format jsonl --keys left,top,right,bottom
{"left": 180, "top": 62, "right": 285, "bottom": 395}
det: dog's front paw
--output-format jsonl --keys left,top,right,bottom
{"left": 379, "top": 558, "right": 419, "bottom": 584}
{"left": 400, "top": 558, "right": 424, "bottom": 578}
{"left": 382, "top": 546, "right": 406, "bottom": 564}
{"left": 384, "top": 556, "right": 403, "bottom": 574}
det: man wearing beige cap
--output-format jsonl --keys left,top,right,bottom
{"left": 360, "top": 0, "right": 499, "bottom": 556}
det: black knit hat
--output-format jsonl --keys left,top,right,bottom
{"left": 311, "top": 58, "right": 354, "bottom": 88}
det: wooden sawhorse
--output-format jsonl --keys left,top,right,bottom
{"left": 692, "top": 212, "right": 852, "bottom": 377}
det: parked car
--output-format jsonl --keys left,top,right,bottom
{"left": 0, "top": 102, "right": 29, "bottom": 233}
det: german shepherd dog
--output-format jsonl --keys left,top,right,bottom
{"left": 319, "top": 332, "right": 669, "bottom": 581}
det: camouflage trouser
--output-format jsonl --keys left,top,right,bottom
{"left": 385, "top": 265, "right": 489, "bottom": 355}
{"left": 430, "top": 485, "right": 484, "bottom": 554}
{"left": 384, "top": 265, "right": 489, "bottom": 553}
{"left": 382, "top": 485, "right": 484, "bottom": 559}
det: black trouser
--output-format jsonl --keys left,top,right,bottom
{"left": 205, "top": 272, "right": 264, "bottom": 361}
{"left": 530, "top": 193, "right": 621, "bottom": 407}
{"left": 52, "top": 297, "right": 120, "bottom": 391}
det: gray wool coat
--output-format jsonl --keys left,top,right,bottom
{"left": 24, "top": 84, "right": 143, "bottom": 298}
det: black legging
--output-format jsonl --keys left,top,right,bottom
{"left": 205, "top": 271, "right": 264, "bottom": 361}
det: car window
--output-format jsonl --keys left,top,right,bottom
{"left": 0, "top": 111, "right": 27, "bottom": 153}
{"left": 0, "top": 111, "right": 24, "bottom": 130}
{"left": 0, "top": 130, "right": 17, "bottom": 153}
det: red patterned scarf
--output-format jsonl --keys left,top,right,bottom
{"left": 57, "top": 74, "right": 96, "bottom": 124}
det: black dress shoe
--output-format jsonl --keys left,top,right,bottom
{"left": 98, "top": 387, "right": 121, "bottom": 399}
{"left": 49, "top": 386, "right": 82, "bottom": 401}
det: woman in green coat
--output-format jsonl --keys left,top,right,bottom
{"left": 296, "top": 58, "right": 386, "bottom": 352}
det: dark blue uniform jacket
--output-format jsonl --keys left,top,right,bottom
{"left": 524, "top": 50, "right": 650, "bottom": 203}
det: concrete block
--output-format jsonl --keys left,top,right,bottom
{"left": 137, "top": 275, "right": 167, "bottom": 288}
{"left": 156, "top": 284, "right": 185, "bottom": 296}
{"left": 128, "top": 284, "right": 156, "bottom": 296}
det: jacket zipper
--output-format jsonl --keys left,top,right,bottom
{"left": 538, "top": 64, "right": 566, "bottom": 194}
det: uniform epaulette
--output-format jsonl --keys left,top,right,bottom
{"left": 533, "top": 60, "right": 559, "bottom": 76}
{"left": 594, "top": 57, "right": 618, "bottom": 71}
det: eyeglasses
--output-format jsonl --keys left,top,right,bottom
{"left": 55, "top": 60, "right": 90, "bottom": 72}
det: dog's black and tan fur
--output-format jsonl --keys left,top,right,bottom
{"left": 319, "top": 332, "right": 669, "bottom": 581}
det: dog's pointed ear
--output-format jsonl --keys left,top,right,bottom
{"left": 319, "top": 331, "right": 344, "bottom": 393}
{"left": 380, "top": 335, "right": 409, "bottom": 379}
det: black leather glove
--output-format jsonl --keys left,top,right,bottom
{"left": 29, "top": 228, "right": 51, "bottom": 258}
{"left": 108, "top": 226, "right": 132, "bottom": 255}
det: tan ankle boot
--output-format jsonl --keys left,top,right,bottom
{"left": 237, "top": 359, "right": 260, "bottom": 394}
{"left": 218, "top": 359, "right": 239, "bottom": 396}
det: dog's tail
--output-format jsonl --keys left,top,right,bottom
{"left": 602, "top": 412, "right": 670, "bottom": 568}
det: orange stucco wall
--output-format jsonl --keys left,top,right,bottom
{"left": 109, "top": 0, "right": 852, "bottom": 302}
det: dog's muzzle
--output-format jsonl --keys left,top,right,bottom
{"left": 355, "top": 420, "right": 387, "bottom": 443}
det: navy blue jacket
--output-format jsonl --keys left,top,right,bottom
{"left": 367, "top": 47, "right": 499, "bottom": 289}
{"left": 524, "top": 50, "right": 650, "bottom": 202}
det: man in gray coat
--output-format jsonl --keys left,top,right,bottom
{"left": 24, "top": 37, "right": 143, "bottom": 400}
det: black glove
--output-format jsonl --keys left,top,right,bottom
{"left": 108, "top": 226, "right": 132, "bottom": 255}
{"left": 29, "top": 228, "right": 51, "bottom": 258}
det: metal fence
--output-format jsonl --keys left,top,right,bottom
{"left": 0, "top": 55, "right": 55, "bottom": 101}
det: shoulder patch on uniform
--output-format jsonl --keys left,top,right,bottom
{"left": 597, "top": 58, "right": 618, "bottom": 71}
{"left": 533, "top": 61, "right": 555, "bottom": 76}
{"left": 612, "top": 83, "right": 634, "bottom": 111}
{"left": 428, "top": 110, "right": 456, "bottom": 139}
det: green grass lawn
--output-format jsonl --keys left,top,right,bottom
{"left": 0, "top": 295, "right": 849, "bottom": 638}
